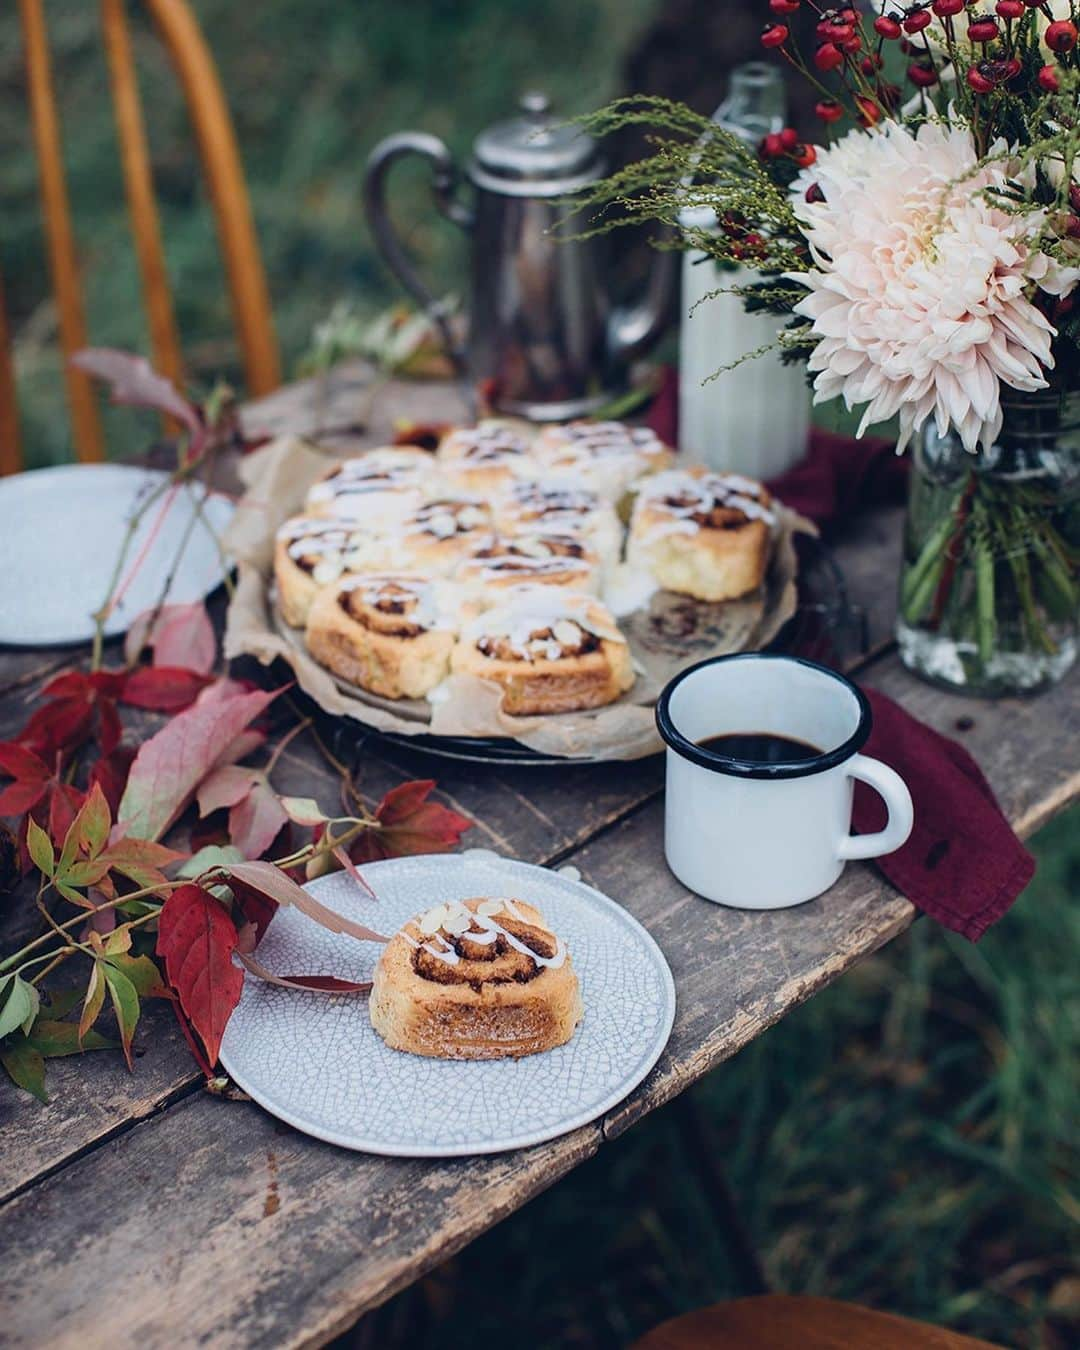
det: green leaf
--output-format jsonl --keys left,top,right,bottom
{"left": 1, "top": 1042, "right": 47, "bottom": 1102}
{"left": 42, "top": 988, "right": 83, "bottom": 1019}
{"left": 55, "top": 880, "right": 93, "bottom": 909}
{"left": 25, "top": 1018, "right": 114, "bottom": 1057}
{"left": 79, "top": 963, "right": 107, "bottom": 1046}
{"left": 62, "top": 859, "right": 111, "bottom": 889}
{"left": 104, "top": 964, "right": 140, "bottom": 1069}
{"left": 280, "top": 797, "right": 328, "bottom": 826}
{"left": 105, "top": 952, "right": 166, "bottom": 999}
{"left": 0, "top": 974, "right": 40, "bottom": 1039}
{"left": 177, "top": 844, "right": 246, "bottom": 879}
{"left": 26, "top": 817, "right": 54, "bottom": 877}
{"left": 74, "top": 783, "right": 112, "bottom": 858}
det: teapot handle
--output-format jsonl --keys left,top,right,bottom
{"left": 363, "top": 132, "right": 474, "bottom": 367}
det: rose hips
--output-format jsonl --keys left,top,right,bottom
{"left": 792, "top": 143, "right": 817, "bottom": 168}
{"left": 779, "top": 126, "right": 800, "bottom": 151}
{"left": 855, "top": 95, "right": 883, "bottom": 125}
{"left": 874, "top": 13, "right": 903, "bottom": 39}
{"left": 761, "top": 23, "right": 789, "bottom": 48}
{"left": 814, "top": 40, "right": 845, "bottom": 70}
{"left": 995, "top": 0, "right": 1024, "bottom": 18}
{"left": 908, "top": 62, "right": 939, "bottom": 87}
{"left": 769, "top": 0, "right": 800, "bottom": 13}
{"left": 904, "top": 9, "right": 932, "bottom": 33}
{"left": 861, "top": 53, "right": 884, "bottom": 74}
{"left": 761, "top": 133, "right": 785, "bottom": 158}
{"left": 815, "top": 98, "right": 844, "bottom": 122}
{"left": 933, "top": 0, "right": 965, "bottom": 16}
{"left": 1037, "top": 63, "right": 1061, "bottom": 92}
{"left": 1046, "top": 20, "right": 1078, "bottom": 53}
{"left": 966, "top": 16, "right": 1000, "bottom": 42}
{"left": 967, "top": 65, "right": 996, "bottom": 93}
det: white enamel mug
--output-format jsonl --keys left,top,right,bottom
{"left": 656, "top": 654, "right": 914, "bottom": 909}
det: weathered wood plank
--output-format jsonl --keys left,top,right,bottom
{"left": 0, "top": 1092, "right": 600, "bottom": 1350}
{"left": 1, "top": 653, "right": 1074, "bottom": 1347}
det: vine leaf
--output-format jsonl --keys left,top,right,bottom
{"left": 349, "top": 780, "right": 472, "bottom": 863}
{"left": 157, "top": 883, "right": 244, "bottom": 1065}
{"left": 125, "top": 601, "right": 216, "bottom": 676}
{"left": 119, "top": 686, "right": 280, "bottom": 841}
{"left": 223, "top": 861, "right": 389, "bottom": 945}
{"left": 104, "top": 963, "right": 140, "bottom": 1069}
{"left": 71, "top": 349, "right": 203, "bottom": 441}
{"left": 0, "top": 1042, "right": 47, "bottom": 1102}
{"left": 235, "top": 951, "right": 371, "bottom": 995}
{"left": 0, "top": 973, "right": 40, "bottom": 1039}
{"left": 122, "top": 667, "right": 213, "bottom": 713}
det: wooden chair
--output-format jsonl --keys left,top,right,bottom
{"left": 2, "top": 0, "right": 281, "bottom": 474}
{"left": 633, "top": 1295, "right": 1004, "bottom": 1350}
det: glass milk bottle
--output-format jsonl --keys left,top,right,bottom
{"left": 678, "top": 63, "right": 810, "bottom": 479}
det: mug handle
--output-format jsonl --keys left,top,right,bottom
{"left": 837, "top": 754, "right": 914, "bottom": 861}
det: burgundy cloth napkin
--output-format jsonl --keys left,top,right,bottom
{"left": 857, "top": 690, "right": 1034, "bottom": 941}
{"left": 646, "top": 363, "right": 1033, "bottom": 939}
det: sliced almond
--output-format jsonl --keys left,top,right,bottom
{"left": 312, "top": 558, "right": 344, "bottom": 585}
{"left": 477, "top": 899, "right": 504, "bottom": 916}
{"left": 552, "top": 619, "right": 580, "bottom": 646}
{"left": 418, "top": 905, "right": 448, "bottom": 936}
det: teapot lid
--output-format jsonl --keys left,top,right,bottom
{"left": 469, "top": 92, "right": 603, "bottom": 197}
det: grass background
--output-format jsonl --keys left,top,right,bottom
{"left": 2, "top": 3, "right": 1078, "bottom": 1346}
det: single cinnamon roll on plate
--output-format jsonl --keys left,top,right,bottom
{"left": 451, "top": 585, "right": 634, "bottom": 715}
{"left": 369, "top": 896, "right": 583, "bottom": 1060}
{"left": 494, "top": 480, "right": 623, "bottom": 573}
{"left": 394, "top": 496, "right": 494, "bottom": 575}
{"left": 532, "top": 419, "right": 672, "bottom": 501}
{"left": 305, "top": 572, "right": 458, "bottom": 700}
{"left": 436, "top": 422, "right": 539, "bottom": 495}
{"left": 627, "top": 466, "right": 775, "bottom": 602}
{"left": 273, "top": 515, "right": 394, "bottom": 627}
{"left": 455, "top": 531, "right": 602, "bottom": 600}
{"left": 304, "top": 447, "right": 432, "bottom": 525}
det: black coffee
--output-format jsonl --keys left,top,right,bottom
{"left": 696, "top": 732, "right": 821, "bottom": 764}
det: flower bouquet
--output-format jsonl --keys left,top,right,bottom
{"left": 576, "top": 1, "right": 1080, "bottom": 693}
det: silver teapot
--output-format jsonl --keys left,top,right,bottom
{"left": 364, "top": 92, "right": 676, "bottom": 421}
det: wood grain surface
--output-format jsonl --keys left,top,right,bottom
{"left": 0, "top": 370, "right": 1075, "bottom": 1348}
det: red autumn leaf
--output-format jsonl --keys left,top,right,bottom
{"left": 0, "top": 743, "right": 51, "bottom": 816}
{"left": 124, "top": 601, "right": 216, "bottom": 676}
{"left": 87, "top": 747, "right": 136, "bottom": 817}
{"left": 235, "top": 950, "right": 371, "bottom": 995}
{"left": 224, "top": 860, "right": 387, "bottom": 944}
{"left": 156, "top": 883, "right": 244, "bottom": 1065}
{"left": 122, "top": 666, "right": 213, "bottom": 712}
{"left": 350, "top": 779, "right": 472, "bottom": 863}
{"left": 118, "top": 685, "right": 280, "bottom": 841}
{"left": 226, "top": 875, "right": 279, "bottom": 945}
{"left": 17, "top": 670, "right": 127, "bottom": 759}
{"left": 71, "top": 349, "right": 203, "bottom": 441}
{"left": 228, "top": 779, "right": 288, "bottom": 860}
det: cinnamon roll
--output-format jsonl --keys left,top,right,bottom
{"left": 369, "top": 896, "right": 582, "bottom": 1060}
{"left": 532, "top": 420, "right": 672, "bottom": 501}
{"left": 305, "top": 573, "right": 458, "bottom": 700}
{"left": 304, "top": 447, "right": 432, "bottom": 524}
{"left": 394, "top": 496, "right": 494, "bottom": 575}
{"left": 494, "top": 481, "right": 623, "bottom": 573}
{"left": 456, "top": 532, "right": 602, "bottom": 600}
{"left": 274, "top": 515, "right": 393, "bottom": 627}
{"left": 627, "top": 467, "right": 775, "bottom": 602}
{"left": 436, "top": 422, "right": 539, "bottom": 495}
{"left": 451, "top": 586, "right": 634, "bottom": 714}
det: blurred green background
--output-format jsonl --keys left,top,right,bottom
{"left": 2, "top": 3, "right": 1077, "bottom": 1346}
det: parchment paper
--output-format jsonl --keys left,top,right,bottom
{"left": 224, "top": 436, "right": 812, "bottom": 760}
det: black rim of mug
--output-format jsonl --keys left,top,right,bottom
{"left": 655, "top": 652, "right": 873, "bottom": 780}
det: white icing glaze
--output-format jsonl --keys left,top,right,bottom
{"left": 406, "top": 897, "right": 567, "bottom": 971}
{"left": 634, "top": 468, "right": 776, "bottom": 541}
{"left": 336, "top": 573, "right": 459, "bottom": 633}
{"left": 463, "top": 584, "right": 625, "bottom": 661}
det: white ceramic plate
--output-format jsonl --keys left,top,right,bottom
{"left": 219, "top": 852, "right": 676, "bottom": 1156}
{"left": 0, "top": 464, "right": 234, "bottom": 646}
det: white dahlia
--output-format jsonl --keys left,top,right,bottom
{"left": 789, "top": 119, "right": 1079, "bottom": 453}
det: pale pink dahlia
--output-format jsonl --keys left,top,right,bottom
{"left": 789, "top": 120, "right": 1079, "bottom": 452}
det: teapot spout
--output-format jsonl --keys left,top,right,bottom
{"left": 607, "top": 229, "right": 679, "bottom": 366}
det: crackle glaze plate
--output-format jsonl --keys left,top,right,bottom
{"left": 0, "top": 464, "right": 234, "bottom": 646}
{"left": 219, "top": 852, "right": 676, "bottom": 1157}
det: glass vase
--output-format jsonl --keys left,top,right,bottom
{"left": 896, "top": 393, "right": 1080, "bottom": 696}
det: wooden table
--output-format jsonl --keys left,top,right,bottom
{"left": 1, "top": 366, "right": 1077, "bottom": 1349}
